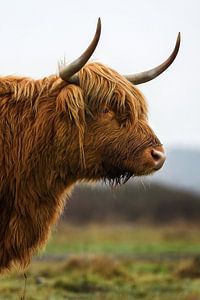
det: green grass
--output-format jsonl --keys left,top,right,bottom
{"left": 1, "top": 223, "right": 200, "bottom": 300}
{"left": 45, "top": 223, "right": 200, "bottom": 256}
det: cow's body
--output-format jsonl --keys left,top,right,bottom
{"left": 0, "top": 19, "right": 180, "bottom": 272}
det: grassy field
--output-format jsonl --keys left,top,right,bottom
{"left": 1, "top": 223, "right": 200, "bottom": 300}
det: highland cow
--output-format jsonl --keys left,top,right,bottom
{"left": 0, "top": 19, "right": 180, "bottom": 272}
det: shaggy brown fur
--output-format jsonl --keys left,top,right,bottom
{"left": 0, "top": 62, "right": 161, "bottom": 272}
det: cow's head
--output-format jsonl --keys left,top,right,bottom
{"left": 57, "top": 18, "right": 180, "bottom": 185}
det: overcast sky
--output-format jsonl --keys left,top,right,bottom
{"left": 0, "top": 0, "right": 199, "bottom": 150}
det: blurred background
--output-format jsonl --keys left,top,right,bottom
{"left": 0, "top": 1, "right": 200, "bottom": 299}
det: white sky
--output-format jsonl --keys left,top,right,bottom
{"left": 0, "top": 0, "right": 199, "bottom": 149}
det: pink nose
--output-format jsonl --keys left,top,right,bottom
{"left": 151, "top": 148, "right": 166, "bottom": 170}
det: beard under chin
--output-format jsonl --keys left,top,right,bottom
{"left": 102, "top": 162, "right": 134, "bottom": 187}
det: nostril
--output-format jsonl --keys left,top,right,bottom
{"left": 151, "top": 149, "right": 166, "bottom": 169}
{"left": 151, "top": 149, "right": 160, "bottom": 161}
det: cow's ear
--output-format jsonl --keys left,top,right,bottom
{"left": 56, "top": 85, "right": 84, "bottom": 121}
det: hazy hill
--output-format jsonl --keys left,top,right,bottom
{"left": 64, "top": 183, "right": 200, "bottom": 224}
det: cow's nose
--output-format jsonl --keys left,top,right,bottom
{"left": 151, "top": 148, "right": 166, "bottom": 170}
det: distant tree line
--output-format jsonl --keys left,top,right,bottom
{"left": 62, "top": 183, "right": 200, "bottom": 224}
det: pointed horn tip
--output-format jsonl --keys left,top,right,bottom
{"left": 177, "top": 32, "right": 181, "bottom": 44}
{"left": 97, "top": 17, "right": 101, "bottom": 33}
{"left": 174, "top": 32, "right": 181, "bottom": 53}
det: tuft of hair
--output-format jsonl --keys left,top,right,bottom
{"left": 78, "top": 62, "right": 148, "bottom": 125}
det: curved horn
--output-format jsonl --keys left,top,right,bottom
{"left": 125, "top": 33, "right": 181, "bottom": 85}
{"left": 59, "top": 18, "right": 101, "bottom": 82}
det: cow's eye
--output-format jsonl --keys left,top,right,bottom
{"left": 102, "top": 108, "right": 110, "bottom": 114}
{"left": 99, "top": 108, "right": 115, "bottom": 120}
